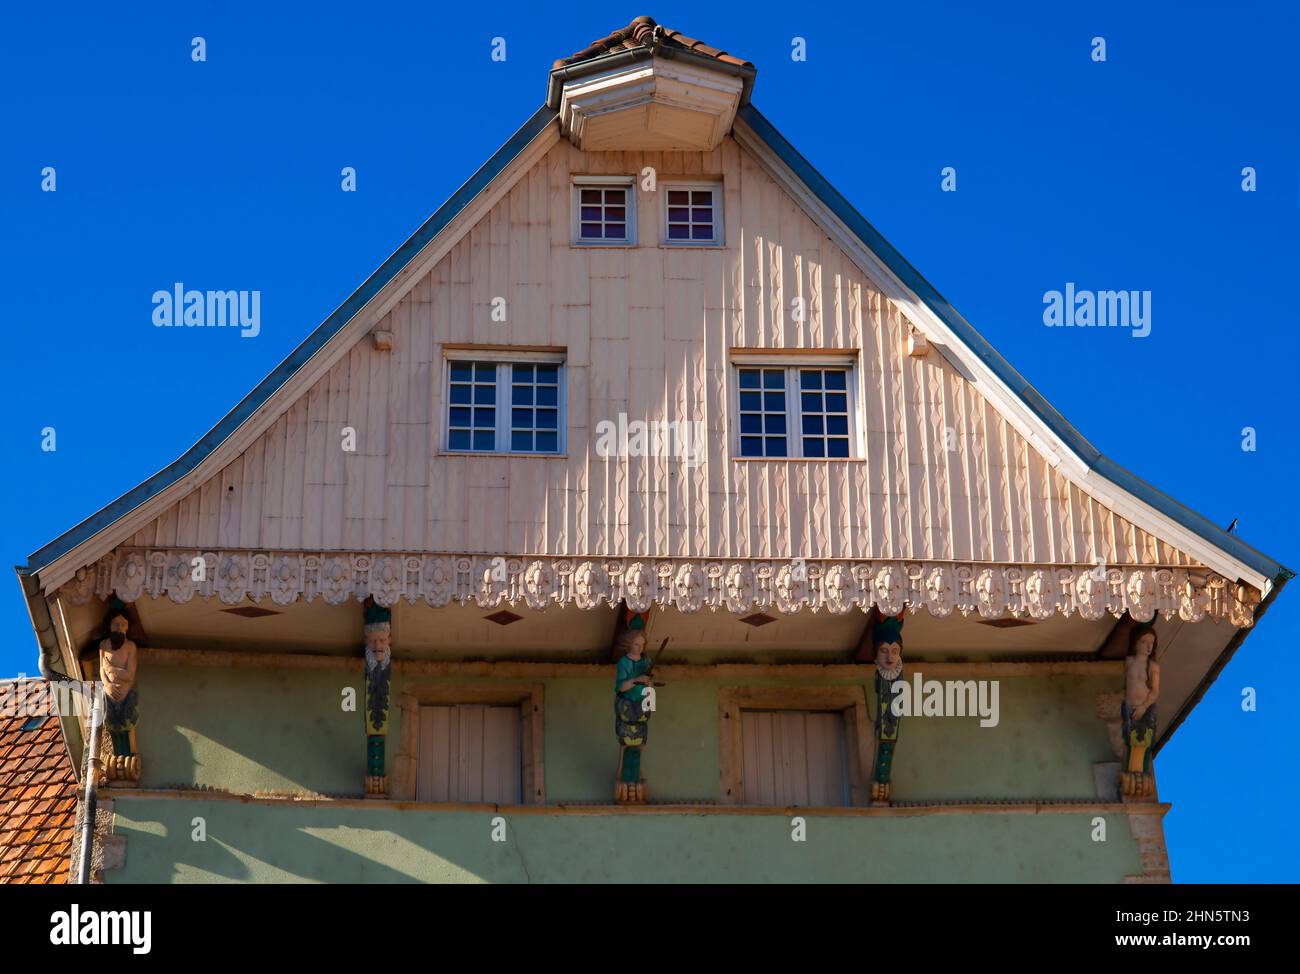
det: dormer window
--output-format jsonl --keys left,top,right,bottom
{"left": 573, "top": 177, "right": 635, "bottom": 245}
{"left": 664, "top": 183, "right": 722, "bottom": 244}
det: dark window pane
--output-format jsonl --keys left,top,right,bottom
{"left": 512, "top": 431, "right": 532, "bottom": 452}
{"left": 740, "top": 413, "right": 762, "bottom": 434}
{"left": 513, "top": 364, "right": 534, "bottom": 381}
{"left": 764, "top": 391, "right": 785, "bottom": 410}
{"left": 668, "top": 225, "right": 690, "bottom": 239}
{"left": 606, "top": 206, "right": 625, "bottom": 220}
{"left": 740, "top": 436, "right": 763, "bottom": 456}
{"left": 802, "top": 414, "right": 824, "bottom": 435}
{"left": 513, "top": 408, "right": 533, "bottom": 428}
{"left": 668, "top": 207, "right": 690, "bottom": 222}
{"left": 668, "top": 190, "right": 689, "bottom": 204}
{"left": 800, "top": 370, "right": 822, "bottom": 390}
{"left": 765, "top": 413, "right": 786, "bottom": 434}
{"left": 474, "top": 407, "right": 495, "bottom": 427}
{"left": 804, "top": 437, "right": 825, "bottom": 458}
{"left": 691, "top": 225, "right": 712, "bottom": 239}
{"left": 827, "top": 438, "right": 850, "bottom": 458}
{"left": 536, "top": 431, "right": 558, "bottom": 452}
{"left": 450, "top": 384, "right": 471, "bottom": 404}
{"left": 692, "top": 191, "right": 712, "bottom": 204}
{"left": 537, "top": 365, "right": 558, "bottom": 382}
{"left": 449, "top": 430, "right": 470, "bottom": 450}
{"left": 826, "top": 392, "right": 848, "bottom": 412}
{"left": 581, "top": 206, "right": 602, "bottom": 221}
{"left": 604, "top": 188, "right": 625, "bottom": 203}
{"left": 825, "top": 370, "right": 847, "bottom": 390}
{"left": 581, "top": 223, "right": 602, "bottom": 238}
{"left": 739, "top": 369, "right": 761, "bottom": 389}
{"left": 537, "top": 409, "right": 558, "bottom": 429}
{"left": 605, "top": 223, "right": 626, "bottom": 239}
{"left": 474, "top": 385, "right": 495, "bottom": 404}
{"left": 512, "top": 384, "right": 533, "bottom": 405}
{"left": 473, "top": 430, "right": 494, "bottom": 451}
{"left": 802, "top": 391, "right": 822, "bottom": 413}
{"left": 581, "top": 188, "right": 601, "bottom": 203}
{"left": 536, "top": 384, "right": 558, "bottom": 406}
{"left": 475, "top": 363, "right": 495, "bottom": 380}
{"left": 763, "top": 369, "right": 784, "bottom": 389}
{"left": 450, "top": 407, "right": 471, "bottom": 426}
{"left": 826, "top": 414, "right": 848, "bottom": 435}
{"left": 768, "top": 436, "right": 787, "bottom": 457}
{"left": 450, "top": 363, "right": 473, "bottom": 382}
{"left": 692, "top": 208, "right": 712, "bottom": 222}
{"left": 739, "top": 391, "right": 761, "bottom": 411}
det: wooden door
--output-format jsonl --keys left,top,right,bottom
{"left": 740, "top": 709, "right": 849, "bottom": 806}
{"left": 416, "top": 704, "right": 522, "bottom": 803}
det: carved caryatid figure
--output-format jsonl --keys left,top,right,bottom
{"left": 362, "top": 602, "right": 392, "bottom": 796}
{"left": 614, "top": 623, "right": 657, "bottom": 803}
{"left": 98, "top": 600, "right": 140, "bottom": 782}
{"left": 1121, "top": 624, "right": 1160, "bottom": 798}
{"left": 870, "top": 613, "right": 905, "bottom": 803}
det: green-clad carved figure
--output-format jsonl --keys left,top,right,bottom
{"left": 614, "top": 626, "right": 656, "bottom": 803}
{"left": 362, "top": 602, "right": 392, "bottom": 796}
{"left": 870, "top": 613, "right": 905, "bottom": 802}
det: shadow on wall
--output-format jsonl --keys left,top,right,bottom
{"left": 107, "top": 798, "right": 1145, "bottom": 884}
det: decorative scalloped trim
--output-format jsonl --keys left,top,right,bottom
{"left": 56, "top": 549, "right": 1260, "bottom": 628}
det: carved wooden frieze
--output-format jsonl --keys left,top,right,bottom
{"left": 56, "top": 548, "right": 1262, "bottom": 627}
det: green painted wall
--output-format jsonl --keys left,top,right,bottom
{"left": 131, "top": 665, "right": 1119, "bottom": 804}
{"left": 107, "top": 797, "right": 1143, "bottom": 883}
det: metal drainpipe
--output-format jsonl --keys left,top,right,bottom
{"left": 76, "top": 687, "right": 104, "bottom": 885}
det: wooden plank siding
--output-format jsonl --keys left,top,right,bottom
{"left": 125, "top": 137, "right": 1193, "bottom": 568}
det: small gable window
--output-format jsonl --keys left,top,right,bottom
{"left": 445, "top": 352, "right": 565, "bottom": 455}
{"left": 664, "top": 183, "right": 723, "bottom": 244}
{"left": 573, "top": 177, "right": 635, "bottom": 245}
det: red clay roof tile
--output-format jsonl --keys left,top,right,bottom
{"left": 0, "top": 680, "right": 77, "bottom": 884}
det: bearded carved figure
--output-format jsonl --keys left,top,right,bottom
{"left": 362, "top": 601, "right": 392, "bottom": 797}
{"left": 95, "top": 599, "right": 140, "bottom": 782}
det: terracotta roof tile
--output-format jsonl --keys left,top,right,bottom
{"left": 0, "top": 680, "right": 77, "bottom": 885}
{"left": 553, "top": 16, "right": 752, "bottom": 71}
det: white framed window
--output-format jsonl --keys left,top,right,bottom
{"left": 572, "top": 176, "right": 635, "bottom": 245}
{"left": 731, "top": 357, "right": 859, "bottom": 459}
{"left": 444, "top": 349, "right": 565, "bottom": 454}
{"left": 663, "top": 182, "right": 723, "bottom": 245}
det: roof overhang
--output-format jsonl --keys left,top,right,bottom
{"left": 551, "top": 49, "right": 750, "bottom": 151}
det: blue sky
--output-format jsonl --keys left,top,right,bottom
{"left": 2, "top": 1, "right": 1296, "bottom": 881}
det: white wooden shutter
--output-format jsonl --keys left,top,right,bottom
{"left": 740, "top": 709, "right": 848, "bottom": 806}
{"left": 416, "top": 704, "right": 522, "bottom": 803}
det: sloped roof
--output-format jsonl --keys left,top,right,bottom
{"left": 553, "top": 15, "right": 752, "bottom": 70}
{"left": 0, "top": 680, "right": 77, "bottom": 884}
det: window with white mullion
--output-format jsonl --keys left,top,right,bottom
{"left": 735, "top": 362, "right": 857, "bottom": 459}
{"left": 446, "top": 359, "right": 565, "bottom": 454}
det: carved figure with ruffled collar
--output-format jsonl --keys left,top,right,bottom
{"left": 870, "top": 613, "right": 905, "bottom": 802}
